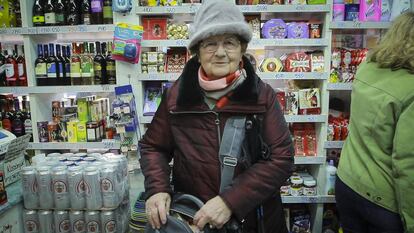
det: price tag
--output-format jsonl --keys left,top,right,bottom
{"left": 305, "top": 115, "right": 317, "bottom": 122}
{"left": 255, "top": 4, "right": 268, "bottom": 11}
{"left": 274, "top": 73, "right": 285, "bottom": 79}
{"left": 27, "top": 28, "right": 37, "bottom": 34}
{"left": 240, "top": 5, "right": 250, "bottom": 12}
{"left": 175, "top": 40, "right": 187, "bottom": 46}
{"left": 148, "top": 74, "right": 158, "bottom": 79}
{"left": 353, "top": 21, "right": 362, "bottom": 28}
{"left": 143, "top": 7, "right": 153, "bottom": 13}
{"left": 308, "top": 197, "right": 318, "bottom": 203}
{"left": 11, "top": 28, "right": 22, "bottom": 34}
{"left": 116, "top": 126, "right": 126, "bottom": 134}
{"left": 166, "top": 7, "right": 176, "bottom": 13}
{"left": 123, "top": 106, "right": 131, "bottom": 114}
{"left": 295, "top": 5, "right": 306, "bottom": 11}
{"left": 294, "top": 73, "right": 305, "bottom": 79}
{"left": 97, "top": 26, "right": 107, "bottom": 32}
{"left": 39, "top": 27, "right": 51, "bottom": 34}
{"left": 103, "top": 140, "right": 116, "bottom": 149}
{"left": 101, "top": 85, "right": 111, "bottom": 91}
{"left": 51, "top": 27, "right": 61, "bottom": 33}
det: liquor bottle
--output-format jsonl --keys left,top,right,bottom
{"left": 1, "top": 110, "right": 12, "bottom": 132}
{"left": 47, "top": 43, "right": 59, "bottom": 85}
{"left": 22, "top": 96, "right": 33, "bottom": 141}
{"left": 35, "top": 44, "right": 48, "bottom": 86}
{"left": 106, "top": 41, "right": 116, "bottom": 84}
{"left": 32, "top": 0, "right": 45, "bottom": 26}
{"left": 16, "top": 45, "right": 27, "bottom": 86}
{"left": 90, "top": 0, "right": 103, "bottom": 25}
{"left": 44, "top": 0, "right": 57, "bottom": 26}
{"left": 67, "top": 0, "right": 80, "bottom": 25}
{"left": 81, "top": 0, "right": 92, "bottom": 25}
{"left": 55, "top": 0, "right": 66, "bottom": 25}
{"left": 8, "top": 1, "right": 17, "bottom": 27}
{"left": 0, "top": 44, "right": 6, "bottom": 86}
{"left": 62, "top": 46, "right": 71, "bottom": 81}
{"left": 56, "top": 44, "right": 68, "bottom": 85}
{"left": 14, "top": 1, "right": 22, "bottom": 27}
{"left": 11, "top": 97, "right": 24, "bottom": 137}
{"left": 5, "top": 47, "right": 18, "bottom": 86}
{"left": 81, "top": 42, "right": 94, "bottom": 85}
{"left": 70, "top": 43, "right": 82, "bottom": 85}
{"left": 103, "top": 0, "right": 113, "bottom": 24}
{"left": 101, "top": 42, "right": 109, "bottom": 84}
{"left": 93, "top": 41, "right": 106, "bottom": 85}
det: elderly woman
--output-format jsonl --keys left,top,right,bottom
{"left": 139, "top": 0, "right": 293, "bottom": 232}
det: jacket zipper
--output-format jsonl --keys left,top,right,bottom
{"left": 169, "top": 110, "right": 221, "bottom": 145}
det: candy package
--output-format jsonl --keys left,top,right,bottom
{"left": 112, "top": 23, "right": 143, "bottom": 64}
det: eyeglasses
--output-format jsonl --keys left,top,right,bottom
{"left": 200, "top": 37, "right": 241, "bottom": 53}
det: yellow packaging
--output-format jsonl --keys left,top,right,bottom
{"left": 90, "top": 100, "right": 101, "bottom": 122}
{"left": 77, "top": 98, "right": 89, "bottom": 122}
{"left": 67, "top": 121, "right": 78, "bottom": 143}
{"left": 77, "top": 121, "right": 87, "bottom": 142}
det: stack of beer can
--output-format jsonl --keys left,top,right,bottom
{"left": 21, "top": 152, "right": 131, "bottom": 233}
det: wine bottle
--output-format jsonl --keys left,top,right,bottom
{"left": 93, "top": 41, "right": 106, "bottom": 85}
{"left": 90, "top": 0, "right": 103, "bottom": 25}
{"left": 81, "top": 42, "right": 94, "bottom": 85}
{"left": 81, "top": 0, "right": 92, "bottom": 25}
{"left": 47, "top": 43, "right": 59, "bottom": 86}
{"left": 70, "top": 43, "right": 82, "bottom": 85}
{"left": 44, "top": 0, "right": 57, "bottom": 26}
{"left": 33, "top": 0, "right": 45, "bottom": 26}
{"left": 106, "top": 41, "right": 116, "bottom": 84}
{"left": 55, "top": 0, "right": 66, "bottom": 25}
{"left": 16, "top": 45, "right": 27, "bottom": 86}
{"left": 5, "top": 47, "right": 18, "bottom": 87}
{"left": 35, "top": 44, "right": 48, "bottom": 86}
{"left": 56, "top": 44, "right": 68, "bottom": 85}
{"left": 0, "top": 44, "right": 6, "bottom": 86}
{"left": 103, "top": 0, "right": 113, "bottom": 24}
{"left": 62, "top": 46, "right": 71, "bottom": 81}
{"left": 67, "top": 0, "right": 80, "bottom": 25}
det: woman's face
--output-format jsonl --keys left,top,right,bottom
{"left": 198, "top": 34, "right": 245, "bottom": 80}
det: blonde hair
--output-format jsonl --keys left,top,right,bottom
{"left": 369, "top": 12, "right": 414, "bottom": 73}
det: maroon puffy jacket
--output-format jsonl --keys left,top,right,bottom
{"left": 139, "top": 56, "right": 294, "bottom": 233}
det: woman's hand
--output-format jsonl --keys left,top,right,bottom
{"left": 145, "top": 192, "right": 171, "bottom": 229}
{"left": 193, "top": 196, "right": 232, "bottom": 230}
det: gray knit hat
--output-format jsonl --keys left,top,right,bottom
{"left": 188, "top": 0, "right": 252, "bottom": 51}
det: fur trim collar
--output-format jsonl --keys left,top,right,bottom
{"left": 177, "top": 55, "right": 259, "bottom": 107}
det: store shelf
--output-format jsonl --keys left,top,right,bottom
{"left": 259, "top": 72, "right": 328, "bottom": 80}
{"left": 27, "top": 140, "right": 120, "bottom": 150}
{"left": 0, "top": 85, "right": 116, "bottom": 94}
{"left": 327, "top": 83, "right": 353, "bottom": 91}
{"left": 282, "top": 195, "right": 336, "bottom": 203}
{"left": 0, "top": 25, "right": 114, "bottom": 35}
{"left": 136, "top": 4, "right": 331, "bottom": 15}
{"left": 324, "top": 141, "right": 345, "bottom": 149}
{"left": 284, "top": 115, "right": 327, "bottom": 123}
{"left": 294, "top": 156, "right": 325, "bottom": 164}
{"left": 330, "top": 21, "right": 391, "bottom": 29}
{"left": 137, "top": 73, "right": 180, "bottom": 81}
{"left": 141, "top": 38, "right": 328, "bottom": 47}
{"left": 140, "top": 115, "right": 327, "bottom": 124}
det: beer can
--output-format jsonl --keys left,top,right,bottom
{"left": 47, "top": 152, "right": 62, "bottom": 158}
{"left": 85, "top": 211, "right": 101, "bottom": 233}
{"left": 38, "top": 210, "right": 54, "bottom": 233}
{"left": 52, "top": 166, "right": 70, "bottom": 209}
{"left": 21, "top": 166, "right": 39, "bottom": 209}
{"left": 23, "top": 209, "right": 39, "bottom": 233}
{"left": 54, "top": 210, "right": 71, "bottom": 233}
{"left": 100, "top": 210, "right": 117, "bottom": 233}
{"left": 84, "top": 166, "right": 102, "bottom": 210}
{"left": 62, "top": 153, "right": 75, "bottom": 157}
{"left": 76, "top": 161, "right": 89, "bottom": 167}
{"left": 87, "top": 153, "right": 102, "bottom": 159}
{"left": 68, "top": 166, "right": 86, "bottom": 209}
{"left": 101, "top": 165, "right": 118, "bottom": 208}
{"left": 67, "top": 156, "right": 82, "bottom": 163}
{"left": 83, "top": 157, "right": 97, "bottom": 163}
{"left": 70, "top": 210, "right": 86, "bottom": 233}
{"left": 36, "top": 166, "right": 53, "bottom": 209}
{"left": 37, "top": 121, "right": 49, "bottom": 142}
{"left": 75, "top": 152, "right": 88, "bottom": 158}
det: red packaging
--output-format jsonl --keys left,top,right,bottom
{"left": 166, "top": 48, "right": 188, "bottom": 73}
{"left": 276, "top": 91, "right": 286, "bottom": 112}
{"left": 0, "top": 171, "right": 7, "bottom": 205}
{"left": 142, "top": 18, "right": 168, "bottom": 40}
{"left": 304, "top": 123, "right": 317, "bottom": 156}
{"left": 285, "top": 52, "right": 312, "bottom": 72}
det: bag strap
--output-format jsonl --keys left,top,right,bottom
{"left": 219, "top": 116, "right": 247, "bottom": 193}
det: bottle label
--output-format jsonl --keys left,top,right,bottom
{"left": 93, "top": 63, "right": 102, "bottom": 71}
{"left": 24, "top": 119, "right": 33, "bottom": 133}
{"left": 82, "top": 15, "right": 91, "bottom": 25}
{"left": 106, "top": 63, "right": 115, "bottom": 71}
{"left": 33, "top": 16, "right": 45, "bottom": 23}
{"left": 58, "top": 62, "right": 64, "bottom": 76}
{"left": 45, "top": 13, "right": 57, "bottom": 24}
{"left": 0, "top": 64, "right": 6, "bottom": 74}
{"left": 18, "top": 63, "right": 24, "bottom": 76}
{"left": 103, "top": 6, "right": 113, "bottom": 19}
{"left": 47, "top": 63, "right": 57, "bottom": 78}
{"left": 81, "top": 62, "right": 93, "bottom": 77}
{"left": 35, "top": 63, "right": 47, "bottom": 76}
{"left": 66, "top": 63, "right": 71, "bottom": 77}
{"left": 91, "top": 1, "right": 103, "bottom": 13}
{"left": 70, "top": 61, "right": 81, "bottom": 77}
{"left": 56, "top": 13, "right": 65, "bottom": 24}
{"left": 5, "top": 64, "right": 16, "bottom": 80}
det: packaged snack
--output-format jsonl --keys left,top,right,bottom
{"left": 311, "top": 52, "right": 325, "bottom": 72}
{"left": 276, "top": 91, "right": 286, "bottom": 112}
{"left": 166, "top": 48, "right": 188, "bottom": 73}
{"left": 307, "top": 0, "right": 326, "bottom": 4}
{"left": 142, "top": 17, "right": 168, "bottom": 40}
{"left": 262, "top": 19, "right": 287, "bottom": 39}
{"left": 345, "top": 4, "right": 359, "bottom": 21}
{"left": 333, "top": 4, "right": 345, "bottom": 21}
{"left": 161, "top": 0, "right": 178, "bottom": 6}
{"left": 390, "top": 0, "right": 411, "bottom": 21}
{"left": 259, "top": 58, "right": 284, "bottom": 72}
{"left": 299, "top": 88, "right": 320, "bottom": 109}
{"left": 309, "top": 23, "right": 322, "bottom": 39}
{"left": 139, "top": 0, "right": 158, "bottom": 6}
{"left": 143, "top": 85, "right": 162, "bottom": 116}
{"left": 287, "top": 23, "right": 309, "bottom": 39}
{"left": 285, "top": 52, "right": 311, "bottom": 72}
{"left": 112, "top": 23, "right": 143, "bottom": 64}
{"left": 167, "top": 22, "right": 189, "bottom": 40}
{"left": 381, "top": 0, "right": 391, "bottom": 21}
{"left": 245, "top": 15, "right": 261, "bottom": 39}
{"left": 286, "top": 91, "right": 299, "bottom": 115}
{"left": 359, "top": 0, "right": 381, "bottom": 22}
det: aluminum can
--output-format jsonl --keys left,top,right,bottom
{"left": 67, "top": 156, "right": 82, "bottom": 163}
{"left": 76, "top": 161, "right": 89, "bottom": 167}
{"left": 83, "top": 157, "right": 97, "bottom": 163}
{"left": 62, "top": 152, "right": 75, "bottom": 157}
{"left": 100, "top": 210, "right": 117, "bottom": 233}
{"left": 52, "top": 166, "right": 70, "bottom": 209}
{"left": 70, "top": 210, "right": 86, "bottom": 233}
{"left": 84, "top": 166, "right": 102, "bottom": 209}
{"left": 23, "top": 209, "right": 39, "bottom": 233}
{"left": 38, "top": 210, "right": 54, "bottom": 233}
{"left": 21, "top": 166, "right": 39, "bottom": 209}
{"left": 75, "top": 152, "right": 88, "bottom": 158}
{"left": 101, "top": 164, "right": 118, "bottom": 208}
{"left": 54, "top": 210, "right": 71, "bottom": 233}
{"left": 85, "top": 211, "right": 101, "bottom": 233}
{"left": 68, "top": 166, "right": 86, "bottom": 209}
{"left": 47, "top": 152, "right": 62, "bottom": 158}
{"left": 36, "top": 166, "right": 54, "bottom": 209}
